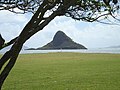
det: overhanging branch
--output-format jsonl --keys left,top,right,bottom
{"left": 0, "top": 37, "right": 18, "bottom": 50}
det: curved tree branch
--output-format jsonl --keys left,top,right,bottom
{"left": 0, "top": 37, "right": 18, "bottom": 50}
{"left": 0, "top": 0, "right": 70, "bottom": 88}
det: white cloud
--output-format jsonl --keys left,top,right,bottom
{"left": 0, "top": 11, "right": 31, "bottom": 42}
{"left": 0, "top": 11, "right": 120, "bottom": 48}
{"left": 0, "top": 11, "right": 28, "bottom": 23}
{"left": 81, "top": 24, "right": 120, "bottom": 48}
{"left": 25, "top": 17, "right": 120, "bottom": 48}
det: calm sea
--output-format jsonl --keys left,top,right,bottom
{"left": 0, "top": 48, "right": 120, "bottom": 54}
{"left": 20, "top": 48, "right": 120, "bottom": 54}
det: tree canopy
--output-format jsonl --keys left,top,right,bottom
{"left": 0, "top": 0, "right": 119, "bottom": 21}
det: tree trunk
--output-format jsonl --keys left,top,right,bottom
{"left": 0, "top": 9, "right": 57, "bottom": 90}
{"left": 0, "top": 0, "right": 73, "bottom": 89}
{"left": 0, "top": 43, "right": 22, "bottom": 89}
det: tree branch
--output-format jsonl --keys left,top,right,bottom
{"left": 0, "top": 37, "right": 18, "bottom": 50}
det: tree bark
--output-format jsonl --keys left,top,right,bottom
{"left": 0, "top": 7, "right": 57, "bottom": 90}
{"left": 0, "top": 0, "right": 74, "bottom": 89}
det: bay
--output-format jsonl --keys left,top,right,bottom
{"left": 1, "top": 48, "right": 120, "bottom": 54}
{"left": 20, "top": 48, "right": 120, "bottom": 54}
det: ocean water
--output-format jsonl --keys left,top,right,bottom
{"left": 0, "top": 48, "right": 120, "bottom": 54}
{"left": 20, "top": 48, "right": 120, "bottom": 54}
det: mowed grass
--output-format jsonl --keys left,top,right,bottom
{"left": 1, "top": 53, "right": 120, "bottom": 90}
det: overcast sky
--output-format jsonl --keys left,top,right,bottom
{"left": 0, "top": 10, "right": 120, "bottom": 48}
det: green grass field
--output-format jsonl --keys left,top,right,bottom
{"left": 1, "top": 53, "right": 120, "bottom": 90}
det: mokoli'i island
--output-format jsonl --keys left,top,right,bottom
{"left": 28, "top": 31, "right": 87, "bottom": 50}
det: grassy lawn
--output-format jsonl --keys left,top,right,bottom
{"left": 1, "top": 53, "right": 120, "bottom": 90}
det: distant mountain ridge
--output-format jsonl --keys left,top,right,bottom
{"left": 106, "top": 45, "right": 120, "bottom": 48}
{"left": 36, "top": 31, "right": 87, "bottom": 50}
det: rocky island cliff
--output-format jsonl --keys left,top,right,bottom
{"left": 37, "top": 31, "right": 87, "bottom": 50}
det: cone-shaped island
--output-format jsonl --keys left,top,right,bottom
{"left": 38, "top": 31, "right": 87, "bottom": 50}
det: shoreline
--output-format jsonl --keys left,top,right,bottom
{"left": 0, "top": 48, "right": 120, "bottom": 54}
